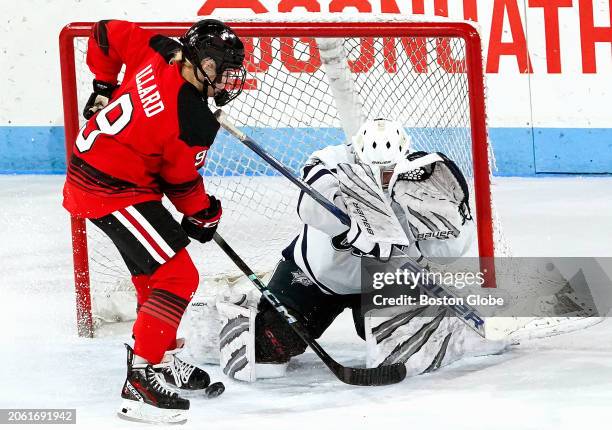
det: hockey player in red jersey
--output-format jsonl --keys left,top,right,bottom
{"left": 62, "top": 19, "right": 245, "bottom": 424}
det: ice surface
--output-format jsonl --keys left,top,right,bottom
{"left": 1, "top": 175, "right": 611, "bottom": 430}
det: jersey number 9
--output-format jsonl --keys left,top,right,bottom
{"left": 76, "top": 94, "right": 133, "bottom": 153}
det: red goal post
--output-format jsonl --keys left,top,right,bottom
{"left": 60, "top": 20, "right": 495, "bottom": 338}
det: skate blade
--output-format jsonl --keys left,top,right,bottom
{"left": 117, "top": 399, "right": 187, "bottom": 425}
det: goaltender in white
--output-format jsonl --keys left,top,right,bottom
{"left": 189, "top": 118, "right": 507, "bottom": 381}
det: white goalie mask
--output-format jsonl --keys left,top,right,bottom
{"left": 352, "top": 118, "right": 412, "bottom": 186}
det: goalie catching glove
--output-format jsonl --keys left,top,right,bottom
{"left": 83, "top": 79, "right": 117, "bottom": 119}
{"left": 181, "top": 195, "right": 222, "bottom": 243}
{"left": 389, "top": 152, "right": 471, "bottom": 242}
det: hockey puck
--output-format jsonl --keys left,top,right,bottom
{"left": 204, "top": 382, "right": 225, "bottom": 399}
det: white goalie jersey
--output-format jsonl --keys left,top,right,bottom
{"left": 288, "top": 144, "right": 476, "bottom": 296}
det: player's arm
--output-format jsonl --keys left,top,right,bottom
{"left": 296, "top": 159, "right": 348, "bottom": 237}
{"left": 83, "top": 20, "right": 157, "bottom": 119}
{"left": 161, "top": 85, "right": 222, "bottom": 243}
{"left": 86, "top": 20, "right": 155, "bottom": 84}
{"left": 390, "top": 151, "right": 475, "bottom": 260}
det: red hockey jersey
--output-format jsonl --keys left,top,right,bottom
{"left": 63, "top": 20, "right": 219, "bottom": 219}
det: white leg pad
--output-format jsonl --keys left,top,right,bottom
{"left": 185, "top": 277, "right": 262, "bottom": 365}
{"left": 366, "top": 306, "right": 509, "bottom": 377}
{"left": 185, "top": 296, "right": 223, "bottom": 365}
{"left": 217, "top": 302, "right": 257, "bottom": 383}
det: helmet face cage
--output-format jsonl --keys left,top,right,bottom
{"left": 212, "top": 61, "right": 246, "bottom": 107}
{"left": 179, "top": 19, "right": 246, "bottom": 106}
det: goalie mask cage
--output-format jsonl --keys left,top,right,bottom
{"left": 60, "top": 19, "right": 496, "bottom": 338}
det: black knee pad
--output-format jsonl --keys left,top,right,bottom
{"left": 254, "top": 300, "right": 307, "bottom": 363}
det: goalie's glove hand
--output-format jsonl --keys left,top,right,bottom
{"left": 83, "top": 79, "right": 117, "bottom": 119}
{"left": 181, "top": 195, "right": 222, "bottom": 244}
{"left": 345, "top": 220, "right": 393, "bottom": 262}
{"left": 391, "top": 152, "right": 470, "bottom": 242}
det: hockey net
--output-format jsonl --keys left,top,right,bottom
{"left": 61, "top": 18, "right": 504, "bottom": 337}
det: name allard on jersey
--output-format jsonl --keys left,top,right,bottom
{"left": 135, "top": 64, "right": 165, "bottom": 118}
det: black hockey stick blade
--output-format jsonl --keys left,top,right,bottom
{"left": 333, "top": 362, "right": 407, "bottom": 386}
{"left": 296, "top": 319, "right": 407, "bottom": 386}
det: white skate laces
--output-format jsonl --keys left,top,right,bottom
{"left": 153, "top": 342, "right": 210, "bottom": 390}
{"left": 146, "top": 366, "right": 181, "bottom": 396}
{"left": 160, "top": 355, "right": 196, "bottom": 388}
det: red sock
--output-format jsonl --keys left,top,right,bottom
{"left": 132, "top": 312, "right": 177, "bottom": 363}
{"left": 131, "top": 274, "right": 151, "bottom": 312}
{"left": 132, "top": 249, "right": 199, "bottom": 364}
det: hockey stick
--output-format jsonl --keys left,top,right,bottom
{"left": 215, "top": 109, "right": 486, "bottom": 338}
{"left": 212, "top": 232, "right": 406, "bottom": 386}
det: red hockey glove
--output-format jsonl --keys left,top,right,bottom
{"left": 83, "top": 79, "right": 117, "bottom": 119}
{"left": 181, "top": 196, "right": 222, "bottom": 244}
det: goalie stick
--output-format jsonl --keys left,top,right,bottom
{"left": 212, "top": 232, "right": 407, "bottom": 386}
{"left": 214, "top": 109, "right": 486, "bottom": 338}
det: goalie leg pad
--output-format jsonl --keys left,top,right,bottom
{"left": 217, "top": 302, "right": 289, "bottom": 381}
{"left": 217, "top": 302, "right": 257, "bottom": 382}
{"left": 186, "top": 274, "right": 263, "bottom": 365}
{"left": 185, "top": 295, "right": 223, "bottom": 365}
{"left": 366, "top": 306, "right": 509, "bottom": 377}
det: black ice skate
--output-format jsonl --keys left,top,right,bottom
{"left": 117, "top": 344, "right": 190, "bottom": 425}
{"left": 154, "top": 340, "right": 211, "bottom": 391}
